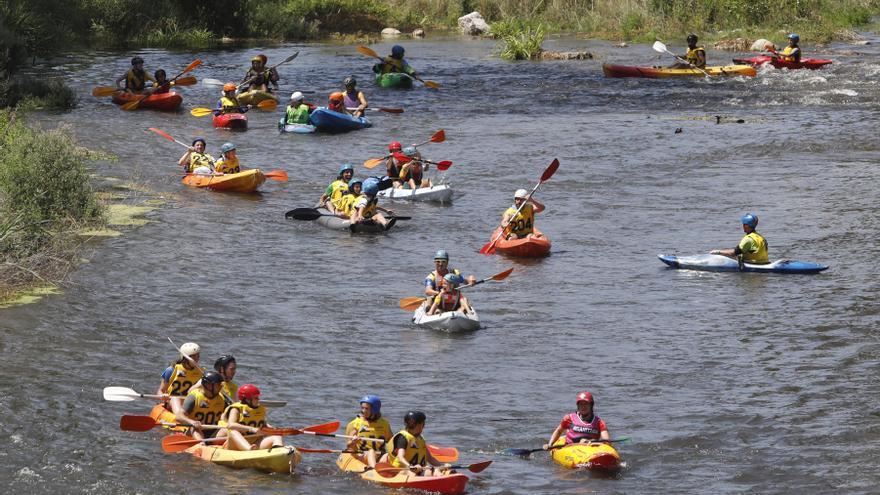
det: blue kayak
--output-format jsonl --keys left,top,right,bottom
{"left": 658, "top": 254, "right": 829, "bottom": 274}
{"left": 278, "top": 117, "right": 316, "bottom": 134}
{"left": 308, "top": 108, "right": 371, "bottom": 133}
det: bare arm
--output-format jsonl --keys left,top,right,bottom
{"left": 529, "top": 198, "right": 545, "bottom": 213}
{"left": 544, "top": 423, "right": 566, "bottom": 449}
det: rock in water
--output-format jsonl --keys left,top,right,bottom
{"left": 751, "top": 38, "right": 773, "bottom": 51}
{"left": 381, "top": 28, "right": 401, "bottom": 38}
{"left": 458, "top": 11, "right": 490, "bottom": 36}
{"left": 713, "top": 38, "right": 752, "bottom": 51}
{"left": 412, "top": 28, "right": 426, "bottom": 38}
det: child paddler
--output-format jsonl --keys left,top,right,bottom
{"left": 157, "top": 342, "right": 203, "bottom": 416}
{"left": 345, "top": 395, "right": 392, "bottom": 468}
{"left": 382, "top": 411, "right": 449, "bottom": 476}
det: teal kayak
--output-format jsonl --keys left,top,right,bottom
{"left": 375, "top": 72, "right": 413, "bottom": 89}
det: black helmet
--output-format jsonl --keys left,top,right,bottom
{"left": 404, "top": 410, "right": 427, "bottom": 425}
{"left": 131, "top": 56, "right": 144, "bottom": 65}
{"left": 686, "top": 33, "right": 698, "bottom": 44}
{"left": 202, "top": 371, "right": 224, "bottom": 384}
{"left": 214, "top": 354, "right": 236, "bottom": 372}
{"left": 343, "top": 75, "right": 356, "bottom": 86}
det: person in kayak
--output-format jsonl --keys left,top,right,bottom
{"left": 543, "top": 391, "right": 611, "bottom": 449}
{"left": 320, "top": 163, "right": 354, "bottom": 213}
{"left": 222, "top": 384, "right": 285, "bottom": 451}
{"left": 334, "top": 177, "right": 362, "bottom": 218}
{"left": 213, "top": 143, "right": 241, "bottom": 175}
{"left": 116, "top": 56, "right": 155, "bottom": 93}
{"left": 176, "top": 370, "right": 226, "bottom": 442}
{"left": 428, "top": 273, "right": 473, "bottom": 315}
{"left": 424, "top": 250, "right": 475, "bottom": 301}
{"left": 282, "top": 91, "right": 311, "bottom": 125}
{"left": 214, "top": 354, "right": 238, "bottom": 404}
{"left": 777, "top": 34, "right": 802, "bottom": 63}
{"left": 374, "top": 45, "right": 417, "bottom": 79}
{"left": 216, "top": 83, "right": 251, "bottom": 115}
{"left": 157, "top": 342, "right": 204, "bottom": 416}
{"left": 345, "top": 395, "right": 392, "bottom": 468}
{"left": 241, "top": 54, "right": 279, "bottom": 93}
{"left": 350, "top": 178, "right": 396, "bottom": 231}
{"left": 501, "top": 189, "right": 545, "bottom": 239}
{"left": 328, "top": 91, "right": 351, "bottom": 115}
{"left": 382, "top": 411, "right": 449, "bottom": 476}
{"left": 342, "top": 75, "right": 368, "bottom": 118}
{"left": 397, "top": 146, "right": 432, "bottom": 189}
{"left": 709, "top": 213, "right": 769, "bottom": 264}
{"left": 385, "top": 141, "right": 404, "bottom": 187}
{"left": 151, "top": 69, "right": 171, "bottom": 94}
{"left": 178, "top": 137, "right": 215, "bottom": 174}
{"left": 669, "top": 34, "right": 706, "bottom": 69}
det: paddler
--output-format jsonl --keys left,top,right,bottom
{"left": 424, "top": 250, "right": 475, "bottom": 301}
{"left": 213, "top": 143, "right": 241, "bottom": 175}
{"left": 427, "top": 273, "right": 473, "bottom": 315}
{"left": 214, "top": 354, "right": 238, "bottom": 404}
{"left": 777, "top": 34, "right": 802, "bottom": 63}
{"left": 241, "top": 54, "right": 279, "bottom": 93}
{"left": 178, "top": 137, "right": 215, "bottom": 174}
{"left": 115, "top": 56, "right": 155, "bottom": 93}
{"left": 328, "top": 91, "right": 350, "bottom": 115}
{"left": 333, "top": 178, "right": 362, "bottom": 218}
{"left": 397, "top": 146, "right": 432, "bottom": 189}
{"left": 319, "top": 163, "right": 354, "bottom": 213}
{"left": 385, "top": 141, "right": 404, "bottom": 187}
{"left": 282, "top": 91, "right": 311, "bottom": 125}
{"left": 222, "top": 384, "right": 285, "bottom": 451}
{"left": 216, "top": 82, "right": 251, "bottom": 115}
{"left": 709, "top": 213, "right": 769, "bottom": 264}
{"left": 382, "top": 411, "right": 449, "bottom": 476}
{"left": 344, "top": 395, "right": 392, "bottom": 468}
{"left": 374, "top": 45, "right": 417, "bottom": 79}
{"left": 157, "top": 342, "right": 204, "bottom": 416}
{"left": 543, "top": 391, "right": 611, "bottom": 449}
{"left": 350, "top": 177, "right": 396, "bottom": 231}
{"left": 152, "top": 69, "right": 171, "bottom": 94}
{"left": 342, "top": 75, "right": 368, "bottom": 118}
{"left": 501, "top": 189, "right": 545, "bottom": 240}
{"left": 669, "top": 34, "right": 706, "bottom": 69}
{"left": 175, "top": 370, "right": 226, "bottom": 442}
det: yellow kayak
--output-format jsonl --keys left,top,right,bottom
{"left": 237, "top": 89, "right": 278, "bottom": 106}
{"left": 181, "top": 169, "right": 266, "bottom": 193}
{"left": 603, "top": 63, "right": 757, "bottom": 78}
{"left": 550, "top": 438, "right": 621, "bottom": 471}
{"left": 186, "top": 442, "right": 301, "bottom": 473}
{"left": 337, "top": 453, "right": 469, "bottom": 495}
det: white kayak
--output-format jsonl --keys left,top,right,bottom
{"left": 378, "top": 184, "right": 454, "bottom": 203}
{"left": 412, "top": 304, "right": 480, "bottom": 332}
{"left": 658, "top": 253, "right": 829, "bottom": 274}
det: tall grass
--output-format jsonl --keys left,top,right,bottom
{"left": 496, "top": 21, "right": 546, "bottom": 60}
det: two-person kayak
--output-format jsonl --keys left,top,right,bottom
{"left": 377, "top": 184, "right": 454, "bottom": 203}
{"left": 111, "top": 91, "right": 183, "bottom": 111}
{"left": 182, "top": 169, "right": 266, "bottom": 193}
{"left": 285, "top": 208, "right": 394, "bottom": 234}
{"left": 602, "top": 64, "right": 757, "bottom": 78}
{"left": 336, "top": 453, "right": 469, "bottom": 495}
{"left": 412, "top": 304, "right": 480, "bottom": 332}
{"left": 731, "top": 55, "right": 832, "bottom": 70}
{"left": 658, "top": 254, "right": 829, "bottom": 274}
{"left": 182, "top": 442, "right": 300, "bottom": 474}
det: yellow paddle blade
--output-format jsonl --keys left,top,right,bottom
{"left": 190, "top": 107, "right": 215, "bottom": 117}
{"left": 357, "top": 45, "right": 380, "bottom": 59}
{"left": 257, "top": 99, "right": 277, "bottom": 111}
{"left": 423, "top": 80, "right": 441, "bottom": 89}
{"left": 363, "top": 158, "right": 385, "bottom": 169}
{"left": 92, "top": 86, "right": 119, "bottom": 97}
{"left": 121, "top": 97, "right": 146, "bottom": 111}
{"left": 399, "top": 296, "right": 425, "bottom": 311}
{"left": 173, "top": 76, "right": 197, "bottom": 86}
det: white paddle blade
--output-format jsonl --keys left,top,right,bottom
{"left": 202, "top": 78, "right": 225, "bottom": 86}
{"left": 652, "top": 41, "right": 667, "bottom": 53}
{"left": 103, "top": 386, "right": 138, "bottom": 401}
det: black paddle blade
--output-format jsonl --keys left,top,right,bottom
{"left": 285, "top": 208, "right": 321, "bottom": 221}
{"left": 500, "top": 448, "right": 537, "bottom": 457}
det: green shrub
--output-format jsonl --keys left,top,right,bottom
{"left": 0, "top": 78, "right": 77, "bottom": 110}
{"left": 136, "top": 18, "right": 215, "bottom": 48}
{"left": 499, "top": 23, "right": 545, "bottom": 60}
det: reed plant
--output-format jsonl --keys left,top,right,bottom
{"left": 497, "top": 21, "right": 546, "bottom": 60}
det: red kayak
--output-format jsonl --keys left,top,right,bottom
{"left": 213, "top": 112, "right": 248, "bottom": 130}
{"left": 732, "top": 55, "right": 832, "bottom": 70}
{"left": 489, "top": 227, "right": 551, "bottom": 258}
{"left": 111, "top": 91, "right": 182, "bottom": 111}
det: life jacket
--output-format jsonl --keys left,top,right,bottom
{"left": 334, "top": 193, "right": 357, "bottom": 216}
{"left": 387, "top": 429, "right": 427, "bottom": 467}
{"left": 400, "top": 162, "right": 423, "bottom": 183}
{"left": 503, "top": 203, "right": 535, "bottom": 238}
{"left": 187, "top": 388, "right": 226, "bottom": 426}
{"left": 220, "top": 380, "right": 238, "bottom": 405}
{"left": 343, "top": 90, "right": 361, "bottom": 109}
{"left": 244, "top": 68, "right": 267, "bottom": 89}
{"left": 433, "top": 290, "right": 461, "bottom": 312}
{"left": 125, "top": 68, "right": 152, "bottom": 92}
{"left": 186, "top": 152, "right": 215, "bottom": 173}
{"left": 167, "top": 363, "right": 202, "bottom": 397}
{"left": 425, "top": 269, "right": 461, "bottom": 291}
{"left": 328, "top": 179, "right": 349, "bottom": 202}
{"left": 780, "top": 45, "right": 801, "bottom": 63}
{"left": 285, "top": 103, "right": 310, "bottom": 124}
{"left": 386, "top": 158, "right": 402, "bottom": 179}
{"left": 218, "top": 96, "right": 242, "bottom": 114}
{"left": 378, "top": 56, "right": 411, "bottom": 75}
{"left": 564, "top": 412, "right": 604, "bottom": 443}
{"left": 154, "top": 80, "right": 171, "bottom": 94}
{"left": 685, "top": 46, "right": 706, "bottom": 68}
{"left": 739, "top": 231, "right": 769, "bottom": 264}
{"left": 222, "top": 401, "right": 267, "bottom": 428}
{"left": 346, "top": 416, "right": 392, "bottom": 453}
{"left": 214, "top": 155, "right": 240, "bottom": 175}
{"left": 355, "top": 195, "right": 378, "bottom": 218}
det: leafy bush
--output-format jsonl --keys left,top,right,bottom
{"left": 499, "top": 23, "right": 545, "bottom": 60}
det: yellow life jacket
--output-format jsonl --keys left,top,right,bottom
{"left": 334, "top": 193, "right": 357, "bottom": 216}
{"left": 214, "top": 155, "right": 240, "bottom": 174}
{"left": 329, "top": 179, "right": 349, "bottom": 201}
{"left": 187, "top": 152, "right": 215, "bottom": 173}
{"left": 503, "top": 203, "right": 535, "bottom": 238}
{"left": 387, "top": 429, "right": 427, "bottom": 467}
{"left": 346, "top": 416, "right": 392, "bottom": 452}
{"left": 187, "top": 388, "right": 226, "bottom": 426}
{"left": 685, "top": 47, "right": 706, "bottom": 68}
{"left": 380, "top": 56, "right": 405, "bottom": 74}
{"left": 125, "top": 68, "right": 154, "bottom": 92}
{"left": 167, "top": 363, "right": 203, "bottom": 397}
{"left": 780, "top": 45, "right": 800, "bottom": 62}
{"left": 220, "top": 380, "right": 238, "bottom": 405}
{"left": 222, "top": 401, "right": 267, "bottom": 428}
{"left": 739, "top": 231, "right": 769, "bottom": 264}
{"left": 355, "top": 195, "right": 378, "bottom": 217}
{"left": 219, "top": 96, "right": 241, "bottom": 113}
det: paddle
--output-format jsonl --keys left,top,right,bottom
{"left": 256, "top": 421, "right": 340, "bottom": 436}
{"left": 391, "top": 152, "right": 453, "bottom": 171}
{"left": 104, "top": 386, "right": 166, "bottom": 402}
{"left": 399, "top": 267, "right": 515, "bottom": 311}
{"left": 651, "top": 41, "right": 714, "bottom": 78}
{"left": 363, "top": 130, "right": 446, "bottom": 170}
{"left": 238, "top": 52, "right": 299, "bottom": 90}
{"left": 161, "top": 433, "right": 252, "bottom": 453}
{"left": 427, "top": 444, "right": 458, "bottom": 462}
{"left": 347, "top": 107, "right": 404, "bottom": 114}
{"left": 357, "top": 45, "right": 440, "bottom": 89}
{"left": 299, "top": 448, "right": 358, "bottom": 454}
{"left": 147, "top": 127, "right": 190, "bottom": 148}
{"left": 190, "top": 98, "right": 276, "bottom": 117}
{"left": 501, "top": 437, "right": 632, "bottom": 458}
{"left": 480, "top": 158, "right": 559, "bottom": 255}
{"left": 122, "top": 59, "right": 202, "bottom": 110}
{"left": 374, "top": 460, "right": 491, "bottom": 477}
{"left": 120, "top": 414, "right": 222, "bottom": 432}
{"left": 285, "top": 208, "right": 411, "bottom": 222}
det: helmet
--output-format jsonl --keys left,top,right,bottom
{"left": 180, "top": 342, "right": 201, "bottom": 357}
{"left": 741, "top": 213, "right": 758, "bottom": 228}
{"left": 363, "top": 178, "right": 380, "bottom": 197}
{"left": 238, "top": 383, "right": 261, "bottom": 401}
{"left": 131, "top": 56, "right": 144, "bottom": 65}
{"left": 223, "top": 82, "right": 237, "bottom": 92}
{"left": 339, "top": 163, "right": 354, "bottom": 175}
{"left": 329, "top": 91, "right": 344, "bottom": 103}
{"left": 686, "top": 33, "right": 698, "bottom": 44}
{"left": 348, "top": 177, "right": 363, "bottom": 189}
{"left": 359, "top": 395, "right": 382, "bottom": 417}
{"left": 576, "top": 391, "right": 594, "bottom": 403}
{"left": 191, "top": 137, "right": 206, "bottom": 147}
{"left": 290, "top": 91, "right": 304, "bottom": 101}
{"left": 202, "top": 370, "right": 224, "bottom": 384}
{"left": 402, "top": 146, "right": 417, "bottom": 157}
{"left": 788, "top": 33, "right": 800, "bottom": 42}
{"left": 443, "top": 273, "right": 460, "bottom": 288}
{"left": 213, "top": 354, "right": 236, "bottom": 372}
{"left": 514, "top": 188, "right": 529, "bottom": 199}
{"left": 433, "top": 249, "right": 449, "bottom": 261}
{"left": 251, "top": 55, "right": 262, "bottom": 63}
{"left": 219, "top": 142, "right": 236, "bottom": 154}
{"left": 257, "top": 54, "right": 268, "bottom": 64}
{"left": 388, "top": 141, "right": 402, "bottom": 152}
{"left": 392, "top": 45, "right": 405, "bottom": 58}
{"left": 343, "top": 75, "right": 357, "bottom": 86}
{"left": 404, "top": 410, "right": 426, "bottom": 425}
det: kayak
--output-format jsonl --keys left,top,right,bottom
{"left": 489, "top": 228, "right": 551, "bottom": 258}
{"left": 377, "top": 184, "right": 454, "bottom": 203}
{"left": 182, "top": 169, "right": 266, "bottom": 193}
{"left": 550, "top": 438, "right": 621, "bottom": 471}
{"left": 277, "top": 117, "right": 316, "bottom": 134}
{"left": 309, "top": 108, "right": 371, "bottom": 133}
{"left": 149, "top": 403, "right": 186, "bottom": 432}
{"left": 602, "top": 63, "right": 757, "bottom": 78}
{"left": 336, "top": 453, "right": 468, "bottom": 495}
{"left": 111, "top": 91, "right": 182, "bottom": 110}
{"left": 184, "top": 442, "right": 301, "bottom": 474}
{"left": 213, "top": 112, "right": 248, "bottom": 130}
{"left": 375, "top": 72, "right": 414, "bottom": 89}
{"left": 658, "top": 253, "right": 829, "bottom": 274}
{"left": 412, "top": 304, "right": 480, "bottom": 332}
{"left": 237, "top": 89, "right": 278, "bottom": 106}
{"left": 288, "top": 207, "right": 392, "bottom": 233}
{"left": 731, "top": 55, "right": 833, "bottom": 70}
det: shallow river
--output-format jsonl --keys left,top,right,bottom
{"left": 3, "top": 35, "right": 880, "bottom": 494}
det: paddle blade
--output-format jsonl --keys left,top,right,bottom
{"left": 399, "top": 296, "right": 425, "bottom": 311}
{"left": 430, "top": 130, "right": 446, "bottom": 143}
{"left": 490, "top": 267, "right": 514, "bottom": 281}
{"left": 285, "top": 208, "right": 322, "bottom": 221}
{"left": 203, "top": 78, "right": 224, "bottom": 86}
{"left": 161, "top": 433, "right": 198, "bottom": 453}
{"left": 422, "top": 80, "right": 441, "bottom": 89}
{"left": 467, "top": 460, "right": 493, "bottom": 473}
{"left": 478, "top": 241, "right": 496, "bottom": 255}
{"left": 436, "top": 160, "right": 452, "bottom": 171}
{"left": 264, "top": 169, "right": 289, "bottom": 182}
{"left": 652, "top": 40, "right": 667, "bottom": 53}
{"left": 190, "top": 107, "right": 214, "bottom": 117}
{"left": 92, "top": 86, "right": 119, "bottom": 97}
{"left": 174, "top": 76, "right": 197, "bottom": 86}
{"left": 121, "top": 96, "right": 146, "bottom": 111}
{"left": 378, "top": 107, "right": 404, "bottom": 114}
{"left": 428, "top": 444, "right": 459, "bottom": 462}
{"left": 363, "top": 157, "right": 385, "bottom": 169}
{"left": 357, "top": 45, "right": 380, "bottom": 59}
{"left": 120, "top": 415, "right": 159, "bottom": 432}
{"left": 500, "top": 447, "right": 537, "bottom": 457}
{"left": 304, "top": 421, "right": 340, "bottom": 434}
{"left": 180, "top": 58, "right": 202, "bottom": 75}
{"left": 541, "top": 158, "right": 560, "bottom": 182}
{"left": 257, "top": 99, "right": 278, "bottom": 111}
{"left": 147, "top": 127, "right": 175, "bottom": 143}
{"left": 391, "top": 152, "right": 413, "bottom": 164}
{"left": 103, "top": 386, "right": 138, "bottom": 401}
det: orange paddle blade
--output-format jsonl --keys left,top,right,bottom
{"left": 119, "top": 415, "right": 159, "bottom": 432}
{"left": 374, "top": 462, "right": 407, "bottom": 478}
{"left": 121, "top": 96, "right": 147, "bottom": 111}
{"left": 378, "top": 107, "right": 404, "bottom": 114}
{"left": 161, "top": 433, "right": 199, "bottom": 453}
{"left": 147, "top": 127, "right": 176, "bottom": 142}
{"left": 264, "top": 169, "right": 289, "bottom": 182}
{"left": 363, "top": 157, "right": 385, "bottom": 169}
{"left": 490, "top": 267, "right": 514, "bottom": 281}
{"left": 357, "top": 45, "right": 380, "bottom": 59}
{"left": 428, "top": 444, "right": 459, "bottom": 462}
{"left": 430, "top": 130, "right": 446, "bottom": 143}
{"left": 92, "top": 86, "right": 119, "bottom": 97}
{"left": 467, "top": 460, "right": 493, "bottom": 473}
{"left": 304, "top": 421, "right": 340, "bottom": 434}
{"left": 174, "top": 76, "right": 197, "bottom": 86}
{"left": 399, "top": 297, "right": 425, "bottom": 311}
{"left": 180, "top": 59, "right": 202, "bottom": 75}
{"left": 423, "top": 80, "right": 441, "bottom": 89}
{"left": 257, "top": 99, "right": 277, "bottom": 111}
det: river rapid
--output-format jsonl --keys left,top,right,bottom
{"left": 2, "top": 35, "right": 880, "bottom": 494}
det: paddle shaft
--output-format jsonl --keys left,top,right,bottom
{"left": 239, "top": 52, "right": 298, "bottom": 90}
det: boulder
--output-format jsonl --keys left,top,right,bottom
{"left": 412, "top": 28, "right": 426, "bottom": 38}
{"left": 381, "top": 28, "right": 401, "bottom": 38}
{"left": 458, "top": 11, "right": 490, "bottom": 36}
{"left": 713, "top": 38, "right": 753, "bottom": 51}
{"left": 751, "top": 38, "right": 773, "bottom": 51}
{"left": 537, "top": 50, "right": 593, "bottom": 60}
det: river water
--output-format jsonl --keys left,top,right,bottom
{"left": 3, "top": 35, "right": 880, "bottom": 494}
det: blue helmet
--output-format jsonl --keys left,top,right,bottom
{"left": 348, "top": 177, "right": 362, "bottom": 189}
{"left": 741, "top": 213, "right": 758, "bottom": 228}
{"left": 192, "top": 137, "right": 206, "bottom": 146}
{"left": 360, "top": 395, "right": 381, "bottom": 418}
{"left": 434, "top": 249, "right": 449, "bottom": 261}
{"left": 363, "top": 177, "right": 380, "bottom": 196}
{"left": 788, "top": 33, "right": 799, "bottom": 42}
{"left": 402, "top": 146, "right": 417, "bottom": 157}
{"left": 391, "top": 45, "right": 405, "bottom": 58}
{"left": 443, "top": 272, "right": 460, "bottom": 288}
{"left": 220, "top": 142, "right": 235, "bottom": 154}
{"left": 338, "top": 163, "right": 354, "bottom": 176}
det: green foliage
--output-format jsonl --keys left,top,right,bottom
{"left": 499, "top": 22, "right": 545, "bottom": 60}
{"left": 136, "top": 18, "right": 215, "bottom": 48}
{"left": 248, "top": 0, "right": 389, "bottom": 39}
{"left": 0, "top": 78, "right": 77, "bottom": 110}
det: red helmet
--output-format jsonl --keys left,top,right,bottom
{"left": 238, "top": 383, "right": 261, "bottom": 401}
{"left": 576, "top": 391, "right": 593, "bottom": 403}
{"left": 388, "top": 141, "right": 402, "bottom": 152}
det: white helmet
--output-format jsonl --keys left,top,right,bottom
{"left": 514, "top": 188, "right": 528, "bottom": 199}
{"left": 180, "top": 342, "right": 201, "bottom": 357}
{"left": 290, "top": 91, "right": 304, "bottom": 101}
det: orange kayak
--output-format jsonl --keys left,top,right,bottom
{"left": 149, "top": 403, "right": 186, "bottom": 431}
{"left": 181, "top": 169, "right": 265, "bottom": 193}
{"left": 337, "top": 453, "right": 468, "bottom": 495}
{"left": 213, "top": 112, "right": 248, "bottom": 130}
{"left": 111, "top": 91, "right": 182, "bottom": 110}
{"left": 489, "top": 227, "right": 551, "bottom": 257}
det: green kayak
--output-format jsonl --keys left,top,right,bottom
{"left": 375, "top": 72, "right": 413, "bottom": 89}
